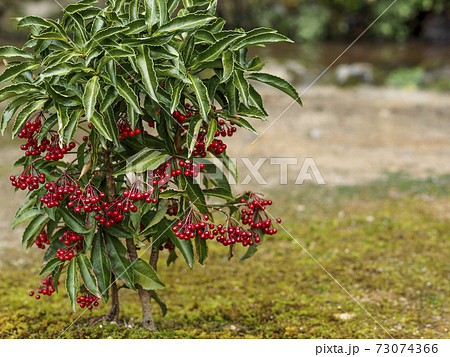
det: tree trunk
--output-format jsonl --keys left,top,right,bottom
{"left": 102, "top": 148, "right": 120, "bottom": 322}
{"left": 149, "top": 248, "right": 159, "bottom": 271}
{"left": 125, "top": 238, "right": 156, "bottom": 331}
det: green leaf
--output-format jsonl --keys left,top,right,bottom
{"left": 1, "top": 96, "right": 29, "bottom": 135}
{"left": 241, "top": 244, "right": 258, "bottom": 261}
{"left": 12, "top": 208, "right": 41, "bottom": 229}
{"left": 136, "top": 46, "right": 158, "bottom": 102}
{"left": 78, "top": 253, "right": 100, "bottom": 296}
{"left": 114, "top": 75, "right": 143, "bottom": 115}
{"left": 194, "top": 236, "right": 208, "bottom": 264}
{"left": 230, "top": 32, "right": 292, "bottom": 51}
{"left": 0, "top": 46, "right": 33, "bottom": 59}
{"left": 91, "top": 234, "right": 111, "bottom": 301}
{"left": 202, "top": 187, "right": 234, "bottom": 201}
{"left": 59, "top": 207, "right": 92, "bottom": 234}
{"left": 205, "top": 117, "right": 217, "bottom": 148}
{"left": 155, "top": 14, "right": 215, "bottom": 35}
{"left": 99, "top": 86, "right": 118, "bottom": 113}
{"left": 246, "top": 72, "right": 302, "bottom": 106}
{"left": 221, "top": 51, "right": 234, "bottom": 83}
{"left": 151, "top": 290, "right": 167, "bottom": 316}
{"left": 90, "top": 111, "right": 114, "bottom": 142}
{"left": 133, "top": 258, "right": 165, "bottom": 290}
{"left": 144, "top": 0, "right": 159, "bottom": 34}
{"left": 188, "top": 74, "right": 210, "bottom": 121}
{"left": 187, "top": 115, "right": 203, "bottom": 154}
{"left": 55, "top": 103, "right": 70, "bottom": 138}
{"left": 82, "top": 75, "right": 100, "bottom": 121}
{"left": 0, "top": 62, "right": 38, "bottom": 83}
{"left": 170, "top": 83, "right": 185, "bottom": 113}
{"left": 16, "top": 16, "right": 52, "bottom": 29}
{"left": 192, "top": 33, "right": 244, "bottom": 66}
{"left": 115, "top": 149, "right": 170, "bottom": 175}
{"left": 139, "top": 207, "right": 167, "bottom": 237}
{"left": 169, "top": 231, "right": 194, "bottom": 268}
{"left": 107, "top": 224, "right": 135, "bottom": 239}
{"left": 231, "top": 117, "right": 258, "bottom": 135}
{"left": 40, "top": 257, "right": 64, "bottom": 276}
{"left": 40, "top": 63, "right": 92, "bottom": 79}
{"left": 63, "top": 109, "right": 82, "bottom": 144}
{"left": 12, "top": 99, "right": 47, "bottom": 137}
{"left": 233, "top": 70, "right": 250, "bottom": 107}
{"left": 66, "top": 258, "right": 78, "bottom": 311}
{"left": 105, "top": 234, "right": 135, "bottom": 290}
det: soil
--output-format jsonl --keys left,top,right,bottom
{"left": 227, "top": 85, "right": 450, "bottom": 186}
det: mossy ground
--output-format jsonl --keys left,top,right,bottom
{"left": 0, "top": 173, "right": 449, "bottom": 338}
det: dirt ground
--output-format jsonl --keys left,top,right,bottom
{"left": 228, "top": 85, "right": 450, "bottom": 186}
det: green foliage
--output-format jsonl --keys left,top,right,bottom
{"left": 0, "top": 0, "right": 300, "bottom": 318}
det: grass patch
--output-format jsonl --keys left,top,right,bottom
{"left": 0, "top": 174, "right": 449, "bottom": 338}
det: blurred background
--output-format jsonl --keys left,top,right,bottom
{"left": 0, "top": 0, "right": 449, "bottom": 338}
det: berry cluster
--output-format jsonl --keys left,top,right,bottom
{"left": 29, "top": 275, "right": 56, "bottom": 300}
{"left": 118, "top": 118, "right": 142, "bottom": 141}
{"left": 56, "top": 231, "right": 84, "bottom": 261}
{"left": 239, "top": 195, "right": 281, "bottom": 236}
{"left": 10, "top": 166, "right": 46, "bottom": 191}
{"left": 76, "top": 293, "right": 100, "bottom": 310}
{"left": 18, "top": 119, "right": 75, "bottom": 160}
{"left": 41, "top": 175, "right": 80, "bottom": 208}
{"left": 150, "top": 157, "right": 205, "bottom": 183}
{"left": 43, "top": 137, "right": 76, "bottom": 162}
{"left": 68, "top": 185, "right": 107, "bottom": 214}
{"left": 35, "top": 230, "right": 50, "bottom": 249}
{"left": 215, "top": 119, "right": 238, "bottom": 138}
{"left": 166, "top": 202, "right": 179, "bottom": 216}
{"left": 172, "top": 211, "right": 258, "bottom": 247}
{"left": 159, "top": 238, "right": 175, "bottom": 251}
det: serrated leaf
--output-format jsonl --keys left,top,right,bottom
{"left": 82, "top": 75, "right": 100, "bottom": 121}
{"left": 230, "top": 32, "right": 292, "bottom": 51}
{"left": 66, "top": 258, "right": 78, "bottom": 311}
{"left": 11, "top": 208, "right": 41, "bottom": 229}
{"left": 187, "top": 115, "right": 203, "bottom": 154}
{"left": 133, "top": 258, "right": 165, "bottom": 290}
{"left": 16, "top": 16, "right": 52, "bottom": 29}
{"left": 136, "top": 46, "right": 158, "bottom": 102}
{"left": 78, "top": 253, "right": 100, "bottom": 296}
{"left": 40, "top": 257, "right": 64, "bottom": 276}
{"left": 221, "top": 51, "right": 234, "bottom": 83}
{"left": 89, "top": 111, "right": 114, "bottom": 142}
{"left": 194, "top": 236, "right": 208, "bottom": 264}
{"left": 63, "top": 109, "right": 82, "bottom": 144}
{"left": 233, "top": 70, "right": 250, "bottom": 107}
{"left": 188, "top": 74, "right": 210, "bottom": 121}
{"left": 205, "top": 118, "right": 217, "bottom": 148}
{"left": 105, "top": 234, "right": 135, "bottom": 290}
{"left": 40, "top": 63, "right": 92, "bottom": 79}
{"left": 114, "top": 75, "right": 143, "bottom": 115}
{"left": 0, "top": 62, "right": 38, "bottom": 83}
{"left": 246, "top": 72, "right": 302, "bottom": 106}
{"left": 99, "top": 86, "right": 118, "bottom": 113}
{"left": 0, "top": 46, "right": 33, "bottom": 59}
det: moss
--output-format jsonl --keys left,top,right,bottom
{"left": 0, "top": 174, "right": 449, "bottom": 338}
